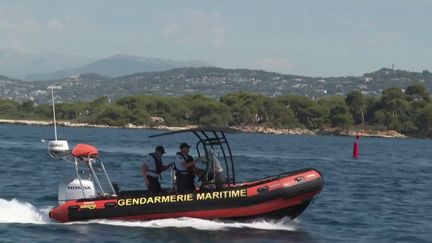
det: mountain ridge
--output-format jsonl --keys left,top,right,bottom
{"left": 26, "top": 54, "right": 212, "bottom": 80}
{"left": 2, "top": 66, "right": 431, "bottom": 104}
{"left": 0, "top": 49, "right": 94, "bottom": 80}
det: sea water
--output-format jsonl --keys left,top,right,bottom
{"left": 0, "top": 124, "right": 431, "bottom": 242}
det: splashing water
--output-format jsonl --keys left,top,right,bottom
{"left": 0, "top": 198, "right": 49, "bottom": 224}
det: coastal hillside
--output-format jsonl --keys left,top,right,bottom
{"left": 1, "top": 67, "right": 431, "bottom": 104}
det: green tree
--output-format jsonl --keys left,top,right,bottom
{"left": 91, "top": 96, "right": 110, "bottom": 106}
{"left": 0, "top": 99, "right": 20, "bottom": 118}
{"left": 33, "top": 104, "right": 52, "bottom": 119}
{"left": 117, "top": 96, "right": 138, "bottom": 111}
{"left": 220, "top": 92, "right": 263, "bottom": 126}
{"left": 417, "top": 104, "right": 432, "bottom": 137}
{"left": 322, "top": 96, "right": 353, "bottom": 127}
{"left": 183, "top": 94, "right": 232, "bottom": 126}
{"left": 266, "top": 98, "right": 298, "bottom": 128}
{"left": 405, "top": 83, "right": 430, "bottom": 101}
{"left": 364, "top": 96, "right": 382, "bottom": 125}
{"left": 277, "top": 95, "right": 313, "bottom": 126}
{"left": 345, "top": 91, "right": 365, "bottom": 125}
{"left": 381, "top": 87, "right": 407, "bottom": 117}
{"left": 91, "top": 106, "right": 130, "bottom": 126}
{"left": 21, "top": 100, "right": 34, "bottom": 113}
{"left": 307, "top": 104, "right": 329, "bottom": 129}
{"left": 278, "top": 95, "right": 328, "bottom": 129}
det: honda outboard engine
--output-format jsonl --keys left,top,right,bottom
{"left": 58, "top": 178, "right": 96, "bottom": 205}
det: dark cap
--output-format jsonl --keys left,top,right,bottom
{"left": 155, "top": 145, "right": 165, "bottom": 154}
{"left": 180, "top": 143, "right": 191, "bottom": 149}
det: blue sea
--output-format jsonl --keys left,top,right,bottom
{"left": 0, "top": 124, "right": 431, "bottom": 242}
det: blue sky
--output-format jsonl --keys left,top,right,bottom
{"left": 1, "top": 0, "right": 431, "bottom": 77}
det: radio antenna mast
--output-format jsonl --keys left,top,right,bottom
{"left": 47, "top": 85, "right": 70, "bottom": 159}
{"left": 49, "top": 85, "right": 58, "bottom": 140}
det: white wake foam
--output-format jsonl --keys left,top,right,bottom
{"left": 71, "top": 217, "right": 297, "bottom": 231}
{"left": 0, "top": 198, "right": 297, "bottom": 231}
{"left": 0, "top": 198, "right": 50, "bottom": 224}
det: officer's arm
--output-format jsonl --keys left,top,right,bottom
{"left": 181, "top": 157, "right": 200, "bottom": 168}
{"left": 141, "top": 163, "right": 148, "bottom": 176}
{"left": 142, "top": 163, "right": 150, "bottom": 186}
{"left": 162, "top": 163, "right": 173, "bottom": 171}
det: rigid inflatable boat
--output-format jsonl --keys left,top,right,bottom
{"left": 48, "top": 128, "right": 323, "bottom": 222}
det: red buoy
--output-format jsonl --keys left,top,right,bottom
{"left": 353, "top": 134, "right": 359, "bottom": 159}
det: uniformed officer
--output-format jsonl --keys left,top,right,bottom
{"left": 174, "top": 143, "right": 201, "bottom": 193}
{"left": 141, "top": 145, "right": 170, "bottom": 194}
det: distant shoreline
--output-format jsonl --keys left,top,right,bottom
{"left": 0, "top": 118, "right": 407, "bottom": 138}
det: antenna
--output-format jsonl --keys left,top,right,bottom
{"left": 49, "top": 85, "right": 59, "bottom": 140}
{"left": 47, "top": 85, "right": 69, "bottom": 159}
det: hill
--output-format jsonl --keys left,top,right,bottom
{"left": 1, "top": 67, "right": 431, "bottom": 104}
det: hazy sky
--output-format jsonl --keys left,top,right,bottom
{"left": 1, "top": 0, "right": 431, "bottom": 77}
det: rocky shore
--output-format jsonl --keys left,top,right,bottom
{"left": 232, "top": 125, "right": 406, "bottom": 138}
{"left": 316, "top": 127, "right": 407, "bottom": 138}
{"left": 0, "top": 119, "right": 407, "bottom": 138}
